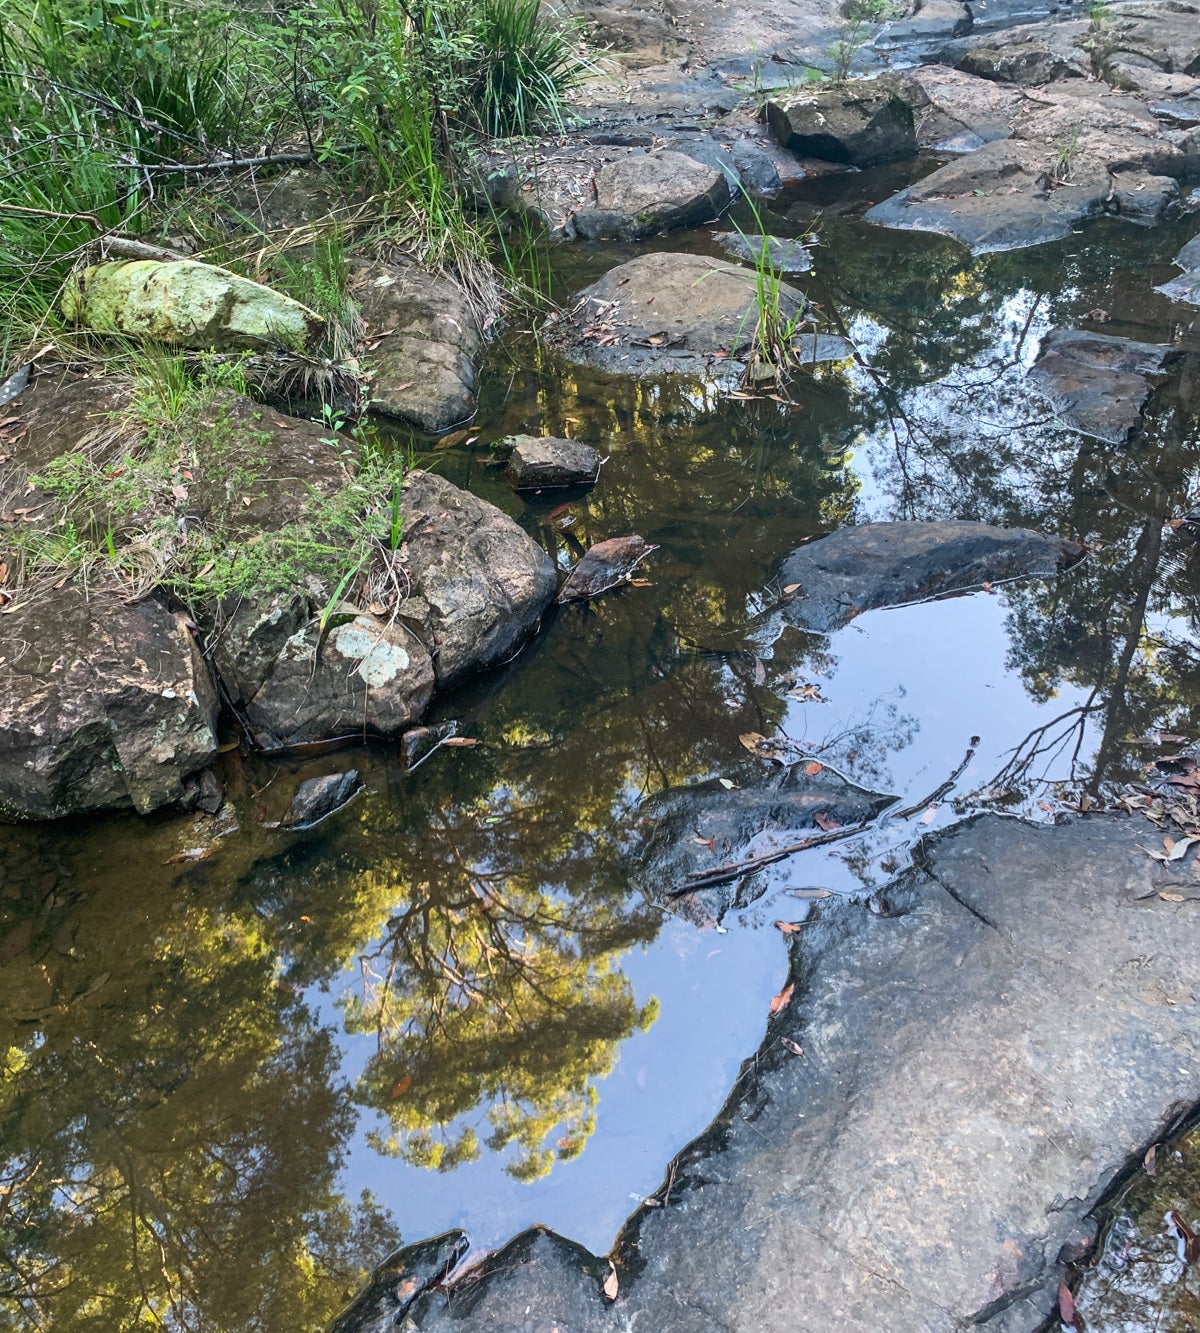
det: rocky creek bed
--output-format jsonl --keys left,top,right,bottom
{"left": 5, "top": 0, "right": 1200, "bottom": 1328}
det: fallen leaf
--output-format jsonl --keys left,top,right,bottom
{"left": 442, "top": 736, "right": 479, "bottom": 747}
{"left": 753, "top": 656, "right": 766, "bottom": 686}
{"left": 389, "top": 1073, "right": 413, "bottom": 1099}
{"left": 629, "top": 577, "right": 653, "bottom": 587}
{"left": 782, "top": 583, "right": 801, "bottom": 594}
{"left": 1167, "top": 1210, "right": 1200, "bottom": 1264}
{"left": 718, "top": 777, "right": 737, "bottom": 789}
{"left": 919, "top": 804, "right": 938, "bottom": 825}
{"left": 602, "top": 1267, "right": 619, "bottom": 1301}
{"left": 804, "top": 761, "right": 823, "bottom": 776}
{"left": 1058, "top": 1280, "right": 1079, "bottom": 1329}
{"left": 787, "top": 887, "right": 833, "bottom": 900}
{"left": 814, "top": 811, "right": 841, "bottom": 833}
{"left": 1144, "top": 1143, "right": 1158, "bottom": 1177}
{"left": 1160, "top": 892, "right": 1186, "bottom": 902}
{"left": 780, "top": 1036, "right": 804, "bottom": 1056}
{"left": 774, "top": 920, "right": 803, "bottom": 934}
{"left": 739, "top": 731, "right": 768, "bottom": 754}
{"left": 769, "top": 981, "right": 794, "bottom": 1016}
{"left": 241, "top": 496, "right": 252, "bottom": 506}
{"left": 164, "top": 846, "right": 213, "bottom": 865}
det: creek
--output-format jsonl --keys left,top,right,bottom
{"left": 2, "top": 181, "right": 1200, "bottom": 1330}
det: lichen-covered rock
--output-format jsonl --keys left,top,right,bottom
{"left": 400, "top": 469, "right": 558, "bottom": 684}
{"left": 351, "top": 261, "right": 484, "bottom": 435}
{"left": 573, "top": 150, "right": 732, "bottom": 241}
{"left": 503, "top": 435, "right": 602, "bottom": 489}
{"left": 766, "top": 80, "right": 918, "bottom": 167}
{"left": 0, "top": 590, "right": 219, "bottom": 819}
{"left": 60, "top": 260, "right": 323, "bottom": 350}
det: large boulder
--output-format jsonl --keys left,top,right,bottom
{"left": 0, "top": 590, "right": 219, "bottom": 819}
{"left": 351, "top": 261, "right": 483, "bottom": 435}
{"left": 776, "top": 520, "right": 1085, "bottom": 633}
{"left": 548, "top": 252, "right": 851, "bottom": 376}
{"left": 502, "top": 434, "right": 602, "bottom": 489}
{"left": 1027, "top": 328, "right": 1173, "bottom": 442}
{"left": 573, "top": 150, "right": 732, "bottom": 241}
{"left": 60, "top": 260, "right": 323, "bottom": 351}
{"left": 766, "top": 80, "right": 918, "bottom": 168}
{"left": 957, "top": 37, "right": 1086, "bottom": 85}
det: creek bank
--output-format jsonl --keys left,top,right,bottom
{"left": 374, "top": 813, "right": 1200, "bottom": 1332}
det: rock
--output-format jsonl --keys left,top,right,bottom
{"left": 0, "top": 589, "right": 219, "bottom": 819}
{"left": 329, "top": 1230, "right": 469, "bottom": 1333}
{"left": 549, "top": 252, "right": 852, "bottom": 376}
{"left": 958, "top": 37, "right": 1084, "bottom": 85}
{"left": 669, "top": 135, "right": 743, "bottom": 190}
{"left": 401, "top": 721, "right": 458, "bottom": 771}
{"left": 60, "top": 260, "right": 323, "bottom": 351}
{"left": 219, "top": 166, "right": 362, "bottom": 236}
{"left": 729, "top": 140, "right": 785, "bottom": 196}
{"left": 712, "top": 232, "right": 814, "bottom": 273}
{"left": 215, "top": 601, "right": 436, "bottom": 749}
{"left": 280, "top": 770, "right": 363, "bottom": 830}
{"left": 906, "top": 65, "right": 1026, "bottom": 152}
{"left": 629, "top": 765, "right": 895, "bottom": 920}
{"left": 1156, "top": 231, "right": 1200, "bottom": 306}
{"left": 880, "top": 0, "right": 971, "bottom": 43}
{"left": 350, "top": 261, "right": 483, "bottom": 435}
{"left": 777, "top": 520, "right": 1085, "bottom": 633}
{"left": 502, "top": 435, "right": 602, "bottom": 489}
{"left": 1027, "top": 328, "right": 1173, "bottom": 442}
{"left": 557, "top": 535, "right": 657, "bottom": 603}
{"left": 766, "top": 80, "right": 918, "bottom": 168}
{"left": 180, "top": 767, "right": 225, "bottom": 815}
{"left": 400, "top": 469, "right": 557, "bottom": 685}
{"left": 402, "top": 815, "right": 1200, "bottom": 1332}
{"left": 573, "top": 150, "right": 732, "bottom": 241}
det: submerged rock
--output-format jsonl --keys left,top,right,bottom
{"left": 351, "top": 261, "right": 483, "bottom": 435}
{"left": 502, "top": 434, "right": 602, "bottom": 489}
{"left": 1028, "top": 328, "right": 1173, "bottom": 442}
{"left": 279, "top": 770, "right": 364, "bottom": 830}
{"left": 329, "top": 1229, "right": 469, "bottom": 1333}
{"left": 573, "top": 150, "right": 732, "bottom": 241}
{"left": 60, "top": 259, "right": 323, "bottom": 351}
{"left": 0, "top": 590, "right": 219, "bottom": 819}
{"left": 777, "top": 520, "right": 1085, "bottom": 632}
{"left": 766, "top": 80, "right": 918, "bottom": 167}
{"left": 712, "top": 232, "right": 814, "bottom": 273}
{"left": 1156, "top": 231, "right": 1200, "bottom": 306}
{"left": 549, "top": 251, "right": 851, "bottom": 376}
{"left": 557, "top": 535, "right": 657, "bottom": 603}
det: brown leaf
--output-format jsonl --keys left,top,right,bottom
{"left": 442, "top": 736, "right": 479, "bottom": 747}
{"left": 769, "top": 981, "right": 794, "bottom": 1015}
{"left": 774, "top": 920, "right": 803, "bottom": 934}
{"left": 779, "top": 1036, "right": 804, "bottom": 1056}
{"left": 1144, "top": 1143, "right": 1158, "bottom": 1178}
{"left": 814, "top": 811, "right": 841, "bottom": 833}
{"left": 1058, "top": 1280, "right": 1079, "bottom": 1328}
{"left": 803, "top": 761, "right": 823, "bottom": 776}
{"left": 602, "top": 1267, "right": 619, "bottom": 1301}
{"left": 389, "top": 1073, "right": 413, "bottom": 1100}
{"left": 1160, "top": 892, "right": 1186, "bottom": 902}
{"left": 919, "top": 804, "right": 938, "bottom": 825}
{"left": 739, "top": 732, "right": 768, "bottom": 754}
{"left": 788, "top": 887, "right": 833, "bottom": 900}
{"left": 629, "top": 577, "right": 653, "bottom": 587}
{"left": 164, "top": 846, "right": 214, "bottom": 865}
{"left": 782, "top": 583, "right": 801, "bottom": 594}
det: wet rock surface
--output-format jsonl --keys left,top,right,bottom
{"left": 1028, "top": 328, "right": 1174, "bottom": 442}
{"left": 387, "top": 814, "right": 1200, "bottom": 1333}
{"left": 775, "top": 520, "right": 1085, "bottom": 633}
{"left": 278, "top": 770, "right": 364, "bottom": 830}
{"left": 0, "top": 589, "right": 219, "bottom": 819}
{"left": 557, "top": 534, "right": 657, "bottom": 603}
{"left": 767, "top": 80, "right": 919, "bottom": 167}
{"left": 1158, "top": 229, "right": 1200, "bottom": 305}
{"left": 503, "top": 434, "right": 602, "bottom": 489}
{"left": 549, "top": 251, "right": 851, "bottom": 375}
{"left": 572, "top": 150, "right": 732, "bottom": 241}
{"left": 328, "top": 1230, "right": 469, "bottom": 1333}
{"left": 712, "top": 231, "right": 814, "bottom": 272}
{"left": 351, "top": 260, "right": 483, "bottom": 434}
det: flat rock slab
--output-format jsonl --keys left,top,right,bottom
{"left": 549, "top": 252, "right": 851, "bottom": 376}
{"left": 767, "top": 79, "right": 918, "bottom": 167}
{"left": 351, "top": 261, "right": 483, "bottom": 435}
{"left": 907, "top": 64, "right": 1035, "bottom": 153}
{"left": 712, "top": 232, "right": 814, "bottom": 272}
{"left": 389, "top": 814, "right": 1200, "bottom": 1332}
{"left": 776, "top": 520, "right": 1084, "bottom": 633}
{"left": 557, "top": 534, "right": 656, "bottom": 603}
{"left": 0, "top": 589, "right": 219, "bottom": 819}
{"left": 573, "top": 150, "right": 731, "bottom": 241}
{"left": 503, "top": 434, "right": 602, "bottom": 489}
{"left": 1156, "top": 231, "right": 1200, "bottom": 306}
{"left": 1027, "top": 328, "right": 1173, "bottom": 442}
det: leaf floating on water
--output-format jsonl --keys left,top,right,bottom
{"left": 769, "top": 982, "right": 794, "bottom": 1016}
{"left": 804, "top": 761, "right": 823, "bottom": 776}
{"left": 442, "top": 736, "right": 479, "bottom": 748}
{"left": 774, "top": 920, "right": 803, "bottom": 934}
{"left": 692, "top": 834, "right": 717, "bottom": 853}
{"left": 780, "top": 1036, "right": 804, "bottom": 1056}
{"left": 164, "top": 846, "right": 214, "bottom": 865}
{"left": 718, "top": 777, "right": 737, "bottom": 790}
{"left": 919, "top": 804, "right": 939, "bottom": 825}
{"left": 782, "top": 583, "right": 801, "bottom": 595}
{"left": 753, "top": 656, "right": 766, "bottom": 686}
{"left": 787, "top": 888, "right": 833, "bottom": 900}
{"left": 813, "top": 811, "right": 841, "bottom": 833}
{"left": 1058, "top": 1280, "right": 1080, "bottom": 1329}
{"left": 1144, "top": 1143, "right": 1158, "bottom": 1178}
{"left": 602, "top": 1266, "right": 619, "bottom": 1301}
{"left": 389, "top": 1073, "right": 413, "bottom": 1099}
{"left": 740, "top": 732, "right": 768, "bottom": 753}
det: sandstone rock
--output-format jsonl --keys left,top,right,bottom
{"left": 880, "top": 0, "right": 971, "bottom": 42}
{"left": 557, "top": 535, "right": 657, "bottom": 603}
{"left": 1157, "top": 231, "right": 1200, "bottom": 305}
{"left": 502, "top": 435, "right": 602, "bottom": 489}
{"left": 351, "top": 261, "right": 483, "bottom": 435}
{"left": 573, "top": 150, "right": 731, "bottom": 241}
{"left": 60, "top": 260, "right": 323, "bottom": 351}
{"left": 776, "top": 520, "right": 1085, "bottom": 632}
{"left": 1028, "top": 328, "right": 1173, "bottom": 442}
{"left": 400, "top": 469, "right": 557, "bottom": 685}
{"left": 766, "top": 80, "right": 918, "bottom": 167}
{"left": 906, "top": 64, "right": 1026, "bottom": 152}
{"left": 712, "top": 232, "right": 814, "bottom": 273}
{"left": 549, "top": 251, "right": 851, "bottom": 376}
{"left": 958, "top": 37, "right": 1085, "bottom": 85}
{"left": 0, "top": 590, "right": 219, "bottom": 819}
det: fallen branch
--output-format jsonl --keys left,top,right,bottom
{"left": 667, "top": 738, "right": 980, "bottom": 896}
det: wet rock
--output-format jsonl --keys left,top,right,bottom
{"left": 503, "top": 435, "right": 602, "bottom": 489}
{"left": 329, "top": 1229, "right": 469, "bottom": 1333}
{"left": 958, "top": 37, "right": 1084, "bottom": 85}
{"left": 1157, "top": 231, "right": 1200, "bottom": 306}
{"left": 670, "top": 135, "right": 743, "bottom": 190}
{"left": 907, "top": 65, "right": 1026, "bottom": 152}
{"left": 401, "top": 721, "right": 458, "bottom": 770}
{"left": 712, "top": 232, "right": 813, "bottom": 273}
{"left": 573, "top": 150, "right": 732, "bottom": 241}
{"left": 400, "top": 469, "right": 557, "bottom": 685}
{"left": 880, "top": 0, "right": 971, "bottom": 42}
{"left": 216, "top": 602, "right": 435, "bottom": 749}
{"left": 60, "top": 259, "right": 323, "bottom": 351}
{"left": 0, "top": 589, "right": 219, "bottom": 819}
{"left": 180, "top": 767, "right": 225, "bottom": 815}
{"left": 1028, "top": 328, "right": 1173, "bottom": 442}
{"left": 280, "top": 770, "right": 363, "bottom": 830}
{"left": 629, "top": 764, "right": 895, "bottom": 915}
{"left": 766, "top": 80, "right": 918, "bottom": 168}
{"left": 549, "top": 251, "right": 851, "bottom": 376}
{"left": 557, "top": 535, "right": 657, "bottom": 603}
{"left": 777, "top": 520, "right": 1085, "bottom": 632}
{"left": 729, "top": 140, "right": 785, "bottom": 196}
{"left": 351, "top": 261, "right": 483, "bottom": 435}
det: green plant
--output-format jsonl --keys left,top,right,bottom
{"left": 1052, "top": 129, "right": 1080, "bottom": 183}
{"left": 828, "top": 0, "right": 896, "bottom": 82}
{"left": 1088, "top": 0, "right": 1111, "bottom": 29}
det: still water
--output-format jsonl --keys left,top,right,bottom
{"left": 2, "top": 186, "right": 1200, "bottom": 1330}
